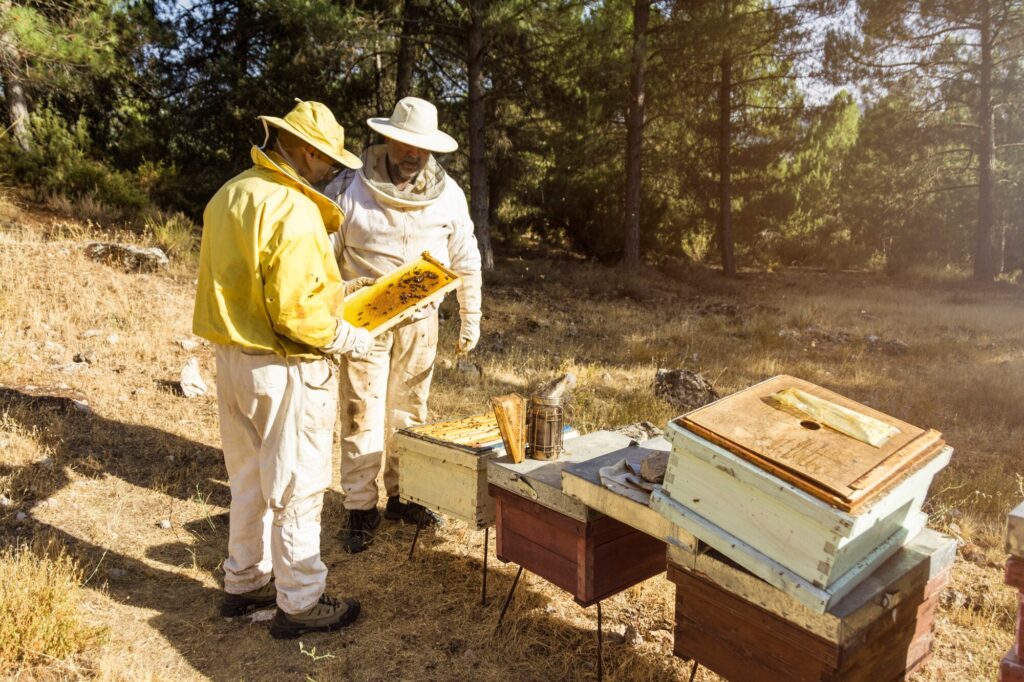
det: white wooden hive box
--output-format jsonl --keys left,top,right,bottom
{"left": 396, "top": 413, "right": 506, "bottom": 528}
{"left": 655, "top": 375, "right": 951, "bottom": 611}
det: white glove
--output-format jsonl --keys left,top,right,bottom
{"left": 456, "top": 271, "right": 482, "bottom": 354}
{"left": 343, "top": 277, "right": 376, "bottom": 297}
{"left": 320, "top": 320, "right": 374, "bottom": 360}
{"left": 458, "top": 312, "right": 481, "bottom": 353}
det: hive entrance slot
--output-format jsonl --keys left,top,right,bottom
{"left": 800, "top": 420, "right": 822, "bottom": 431}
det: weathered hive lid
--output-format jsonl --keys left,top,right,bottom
{"left": 678, "top": 375, "right": 945, "bottom": 512}
{"left": 401, "top": 413, "right": 505, "bottom": 454}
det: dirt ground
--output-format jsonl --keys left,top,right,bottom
{"left": 1, "top": 198, "right": 1021, "bottom": 681}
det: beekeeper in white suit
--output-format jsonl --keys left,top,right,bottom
{"left": 325, "top": 97, "right": 482, "bottom": 553}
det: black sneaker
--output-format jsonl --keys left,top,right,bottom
{"left": 342, "top": 508, "right": 380, "bottom": 554}
{"left": 383, "top": 495, "right": 441, "bottom": 526}
{"left": 269, "top": 593, "right": 361, "bottom": 639}
{"left": 220, "top": 578, "right": 277, "bottom": 617}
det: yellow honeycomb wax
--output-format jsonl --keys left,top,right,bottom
{"left": 342, "top": 252, "right": 459, "bottom": 333}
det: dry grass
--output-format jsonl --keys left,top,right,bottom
{"left": 0, "top": 539, "right": 106, "bottom": 674}
{"left": 0, "top": 199, "right": 1021, "bottom": 681}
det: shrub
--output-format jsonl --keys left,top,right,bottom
{"left": 0, "top": 105, "right": 150, "bottom": 222}
{"left": 0, "top": 543, "right": 105, "bottom": 670}
{"left": 144, "top": 209, "right": 198, "bottom": 258}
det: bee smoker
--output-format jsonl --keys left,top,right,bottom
{"left": 525, "top": 372, "right": 575, "bottom": 461}
{"left": 526, "top": 394, "right": 566, "bottom": 461}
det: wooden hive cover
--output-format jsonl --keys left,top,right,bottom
{"left": 343, "top": 251, "right": 460, "bottom": 336}
{"left": 402, "top": 412, "right": 504, "bottom": 453}
{"left": 679, "top": 375, "right": 944, "bottom": 512}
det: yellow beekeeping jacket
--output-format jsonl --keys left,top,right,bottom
{"left": 192, "top": 146, "right": 345, "bottom": 358}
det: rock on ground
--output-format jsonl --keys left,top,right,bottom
{"left": 654, "top": 368, "right": 719, "bottom": 413}
{"left": 609, "top": 421, "right": 664, "bottom": 442}
{"left": 85, "top": 242, "right": 169, "bottom": 272}
{"left": 179, "top": 358, "right": 208, "bottom": 398}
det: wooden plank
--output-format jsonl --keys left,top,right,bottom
{"left": 672, "top": 570, "right": 838, "bottom": 682}
{"left": 488, "top": 430, "right": 642, "bottom": 522}
{"left": 399, "top": 448, "right": 494, "bottom": 526}
{"left": 492, "top": 482, "right": 663, "bottom": 606}
{"left": 396, "top": 429, "right": 500, "bottom": 470}
{"left": 1006, "top": 556, "right": 1024, "bottom": 590}
{"left": 666, "top": 529, "right": 954, "bottom": 646}
{"left": 1008, "top": 502, "right": 1024, "bottom": 558}
{"left": 652, "top": 488, "right": 926, "bottom": 613}
{"left": 679, "top": 375, "right": 941, "bottom": 508}
{"left": 669, "top": 565, "right": 943, "bottom": 682}
{"left": 561, "top": 444, "right": 697, "bottom": 552}
{"left": 1003, "top": 652, "right": 1024, "bottom": 682}
{"left": 583, "top": 525, "right": 664, "bottom": 606}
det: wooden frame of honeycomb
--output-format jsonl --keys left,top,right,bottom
{"left": 342, "top": 251, "right": 461, "bottom": 336}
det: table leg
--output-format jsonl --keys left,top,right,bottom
{"left": 407, "top": 506, "right": 427, "bottom": 561}
{"left": 688, "top": 661, "right": 700, "bottom": 682}
{"left": 496, "top": 565, "right": 524, "bottom": 630}
{"left": 482, "top": 526, "right": 489, "bottom": 606}
{"left": 597, "top": 601, "right": 603, "bottom": 682}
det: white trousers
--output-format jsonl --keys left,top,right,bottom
{"left": 338, "top": 313, "right": 437, "bottom": 510}
{"left": 215, "top": 345, "right": 336, "bottom": 614}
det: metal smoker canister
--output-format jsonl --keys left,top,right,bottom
{"left": 526, "top": 394, "right": 564, "bottom": 461}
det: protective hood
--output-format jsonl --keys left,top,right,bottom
{"left": 357, "top": 144, "right": 447, "bottom": 210}
{"left": 252, "top": 145, "right": 344, "bottom": 232}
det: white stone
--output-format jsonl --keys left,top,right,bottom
{"left": 0, "top": 495, "right": 12, "bottom": 508}
{"left": 158, "top": 519, "right": 171, "bottom": 530}
{"left": 106, "top": 334, "right": 119, "bottom": 344}
{"left": 179, "top": 358, "right": 208, "bottom": 398}
{"left": 248, "top": 608, "right": 276, "bottom": 623}
{"left": 81, "top": 329, "right": 102, "bottom": 339}
{"left": 15, "top": 511, "right": 27, "bottom": 522}
{"left": 177, "top": 338, "right": 199, "bottom": 352}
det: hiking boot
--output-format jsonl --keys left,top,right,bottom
{"left": 383, "top": 495, "right": 442, "bottom": 526}
{"left": 269, "top": 593, "right": 361, "bottom": 639}
{"left": 342, "top": 508, "right": 380, "bottom": 554}
{"left": 220, "top": 578, "right": 277, "bottom": 618}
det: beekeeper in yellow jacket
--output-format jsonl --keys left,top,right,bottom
{"left": 193, "top": 100, "right": 373, "bottom": 639}
{"left": 324, "top": 97, "right": 482, "bottom": 553}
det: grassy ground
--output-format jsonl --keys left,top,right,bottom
{"left": 0, "top": 192, "right": 1021, "bottom": 680}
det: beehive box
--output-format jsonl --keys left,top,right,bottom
{"left": 653, "top": 375, "right": 951, "bottom": 611}
{"left": 343, "top": 251, "right": 459, "bottom": 336}
{"left": 667, "top": 528, "right": 954, "bottom": 682}
{"left": 395, "top": 413, "right": 505, "bottom": 528}
{"left": 1002, "top": 502, "right": 1024, "bottom": 682}
{"left": 488, "top": 431, "right": 665, "bottom": 606}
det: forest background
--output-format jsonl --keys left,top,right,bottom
{"left": 1, "top": 0, "right": 1022, "bottom": 281}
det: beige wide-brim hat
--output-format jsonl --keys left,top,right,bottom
{"left": 259, "top": 99, "right": 362, "bottom": 169}
{"left": 367, "top": 97, "right": 458, "bottom": 154}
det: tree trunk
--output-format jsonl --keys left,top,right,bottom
{"left": 974, "top": 0, "right": 995, "bottom": 282}
{"left": 718, "top": 52, "right": 735, "bottom": 277}
{"left": 0, "top": 3, "right": 30, "bottom": 152}
{"left": 467, "top": 0, "right": 494, "bottom": 270}
{"left": 395, "top": 0, "right": 418, "bottom": 101}
{"left": 623, "top": 0, "right": 648, "bottom": 271}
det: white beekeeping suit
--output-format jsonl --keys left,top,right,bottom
{"left": 324, "top": 97, "right": 482, "bottom": 553}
